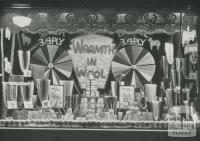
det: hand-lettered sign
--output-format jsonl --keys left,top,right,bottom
{"left": 70, "top": 34, "right": 116, "bottom": 89}
{"left": 119, "top": 86, "right": 135, "bottom": 109}
{"left": 119, "top": 33, "right": 147, "bottom": 47}
{"left": 39, "top": 36, "right": 65, "bottom": 47}
{"left": 49, "top": 85, "right": 64, "bottom": 108}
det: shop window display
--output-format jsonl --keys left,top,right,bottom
{"left": 0, "top": 8, "right": 199, "bottom": 134}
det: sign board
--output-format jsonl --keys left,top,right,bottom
{"left": 39, "top": 36, "right": 65, "bottom": 47}
{"left": 70, "top": 34, "right": 116, "bottom": 89}
{"left": 24, "top": 101, "right": 33, "bottom": 109}
{"left": 49, "top": 85, "right": 64, "bottom": 108}
{"left": 23, "top": 70, "right": 32, "bottom": 77}
{"left": 7, "top": 101, "right": 18, "bottom": 109}
{"left": 120, "top": 34, "right": 147, "bottom": 47}
{"left": 119, "top": 86, "right": 135, "bottom": 109}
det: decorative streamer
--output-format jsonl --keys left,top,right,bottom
{"left": 2, "top": 82, "right": 18, "bottom": 109}
{"left": 1, "top": 28, "right": 6, "bottom": 118}
{"left": 36, "top": 79, "right": 50, "bottom": 106}
{"left": 71, "top": 75, "right": 81, "bottom": 94}
{"left": 111, "top": 81, "right": 118, "bottom": 97}
{"left": 60, "top": 80, "right": 69, "bottom": 110}
{"left": 17, "top": 32, "right": 22, "bottom": 50}
{"left": 59, "top": 80, "right": 74, "bottom": 111}
{"left": 165, "top": 43, "right": 174, "bottom": 65}
{"left": 20, "top": 82, "right": 34, "bottom": 109}
{"left": 180, "top": 12, "right": 183, "bottom": 48}
{"left": 181, "top": 58, "right": 190, "bottom": 78}
{"left": 166, "top": 89, "right": 173, "bottom": 109}
{"left": 179, "top": 12, "right": 183, "bottom": 106}
{"left": 18, "top": 50, "right": 31, "bottom": 77}
{"left": 160, "top": 56, "right": 169, "bottom": 80}
{"left": 10, "top": 32, "right": 16, "bottom": 76}
{"left": 1, "top": 28, "right": 4, "bottom": 81}
{"left": 5, "top": 27, "right": 11, "bottom": 40}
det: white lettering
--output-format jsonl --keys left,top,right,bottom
{"left": 39, "top": 37, "right": 65, "bottom": 46}
{"left": 120, "top": 37, "right": 146, "bottom": 46}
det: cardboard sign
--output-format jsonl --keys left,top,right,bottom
{"left": 7, "top": 101, "right": 17, "bottom": 109}
{"left": 184, "top": 43, "right": 197, "bottom": 55}
{"left": 49, "top": 85, "right": 64, "bottom": 108}
{"left": 119, "top": 86, "right": 135, "bottom": 109}
{"left": 182, "top": 30, "right": 196, "bottom": 45}
{"left": 24, "top": 101, "right": 33, "bottom": 109}
{"left": 189, "top": 45, "right": 197, "bottom": 52}
{"left": 70, "top": 34, "right": 116, "bottom": 89}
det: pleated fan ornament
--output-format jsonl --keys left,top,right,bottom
{"left": 111, "top": 45, "right": 156, "bottom": 88}
{"left": 30, "top": 45, "right": 73, "bottom": 84}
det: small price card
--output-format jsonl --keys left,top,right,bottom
{"left": 7, "top": 101, "right": 17, "bottom": 109}
{"left": 23, "top": 70, "right": 32, "bottom": 77}
{"left": 24, "top": 101, "right": 33, "bottom": 109}
{"left": 42, "top": 100, "right": 51, "bottom": 108}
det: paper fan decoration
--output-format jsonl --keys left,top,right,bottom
{"left": 111, "top": 45, "right": 156, "bottom": 88}
{"left": 30, "top": 45, "right": 73, "bottom": 84}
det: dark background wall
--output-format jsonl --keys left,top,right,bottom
{"left": 0, "top": 0, "right": 199, "bottom": 9}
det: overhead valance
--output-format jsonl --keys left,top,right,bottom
{"left": 0, "top": 8, "right": 197, "bottom": 34}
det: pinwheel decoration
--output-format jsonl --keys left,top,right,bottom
{"left": 30, "top": 45, "right": 73, "bottom": 84}
{"left": 111, "top": 45, "right": 156, "bottom": 88}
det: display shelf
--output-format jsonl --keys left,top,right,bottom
{"left": 0, "top": 127, "right": 168, "bottom": 132}
{"left": 0, "top": 120, "right": 199, "bottom": 131}
{"left": 3, "top": 82, "right": 30, "bottom": 86}
{"left": 81, "top": 95, "right": 100, "bottom": 99}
